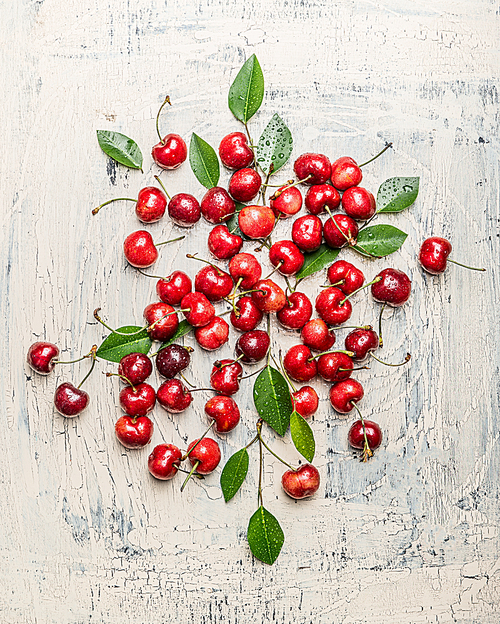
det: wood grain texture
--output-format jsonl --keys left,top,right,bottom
{"left": 1, "top": 0, "right": 499, "bottom": 621}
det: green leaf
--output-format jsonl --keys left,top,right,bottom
{"left": 220, "top": 448, "right": 249, "bottom": 502}
{"left": 96, "top": 326, "right": 152, "bottom": 363}
{"left": 226, "top": 202, "right": 250, "bottom": 240}
{"left": 377, "top": 177, "right": 419, "bottom": 213}
{"left": 189, "top": 133, "right": 220, "bottom": 189}
{"left": 96, "top": 130, "right": 143, "bottom": 170}
{"left": 228, "top": 54, "right": 264, "bottom": 123}
{"left": 159, "top": 320, "right": 193, "bottom": 350}
{"left": 295, "top": 245, "right": 340, "bottom": 280}
{"left": 253, "top": 366, "right": 293, "bottom": 436}
{"left": 353, "top": 225, "right": 408, "bottom": 258}
{"left": 290, "top": 411, "right": 315, "bottom": 462}
{"left": 247, "top": 506, "right": 284, "bottom": 565}
{"left": 255, "top": 113, "right": 293, "bottom": 175}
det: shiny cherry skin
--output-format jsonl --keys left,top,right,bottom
{"left": 115, "top": 415, "right": 154, "bottom": 449}
{"left": 283, "top": 345, "right": 317, "bottom": 382}
{"left": 157, "top": 379, "right": 193, "bottom": 413}
{"left": 168, "top": 193, "right": 201, "bottom": 227}
{"left": 304, "top": 184, "right": 340, "bottom": 215}
{"left": 200, "top": 187, "right": 235, "bottom": 224}
{"left": 327, "top": 260, "right": 364, "bottom": 295}
{"left": 348, "top": 419, "right": 382, "bottom": 450}
{"left": 195, "top": 316, "right": 229, "bottom": 351}
{"left": 292, "top": 386, "right": 319, "bottom": 419}
{"left": 418, "top": 237, "right": 452, "bottom": 274}
{"left": 205, "top": 395, "right": 241, "bottom": 433}
{"left": 282, "top": 464, "right": 320, "bottom": 499}
{"left": 155, "top": 344, "right": 191, "bottom": 379}
{"left": 228, "top": 168, "right": 262, "bottom": 202}
{"left": 208, "top": 225, "right": 243, "bottom": 260}
{"left": 277, "top": 292, "right": 312, "bottom": 330}
{"left": 181, "top": 292, "right": 215, "bottom": 327}
{"left": 301, "top": 319, "right": 335, "bottom": 352}
{"left": 238, "top": 205, "right": 275, "bottom": 239}
{"left": 235, "top": 330, "right": 270, "bottom": 363}
{"left": 230, "top": 296, "right": 263, "bottom": 332}
{"left": 329, "top": 378, "right": 364, "bottom": 414}
{"left": 119, "top": 382, "right": 156, "bottom": 417}
{"left": 315, "top": 287, "right": 352, "bottom": 326}
{"left": 152, "top": 133, "right": 187, "bottom": 170}
{"left": 219, "top": 132, "right": 253, "bottom": 170}
{"left": 124, "top": 230, "right": 158, "bottom": 268}
{"left": 269, "top": 186, "right": 302, "bottom": 218}
{"left": 292, "top": 215, "right": 323, "bottom": 252}
{"left": 54, "top": 383, "right": 89, "bottom": 417}
{"left": 156, "top": 270, "right": 192, "bottom": 306}
{"left": 371, "top": 268, "right": 411, "bottom": 307}
{"left": 341, "top": 186, "right": 376, "bottom": 220}
{"left": 331, "top": 156, "right": 362, "bottom": 191}
{"left": 229, "top": 253, "right": 262, "bottom": 289}
{"left": 251, "top": 279, "right": 287, "bottom": 313}
{"left": 317, "top": 352, "right": 353, "bottom": 383}
{"left": 143, "top": 302, "right": 178, "bottom": 342}
{"left": 210, "top": 359, "right": 243, "bottom": 396}
{"left": 148, "top": 443, "right": 182, "bottom": 480}
{"left": 118, "top": 352, "right": 153, "bottom": 386}
{"left": 323, "top": 214, "right": 359, "bottom": 248}
{"left": 187, "top": 438, "right": 221, "bottom": 474}
{"left": 294, "top": 153, "right": 331, "bottom": 185}
{"left": 345, "top": 329, "right": 379, "bottom": 361}
{"left": 135, "top": 187, "right": 167, "bottom": 223}
{"left": 269, "top": 240, "right": 304, "bottom": 276}
{"left": 27, "top": 341, "right": 60, "bottom": 374}
{"left": 194, "top": 265, "right": 233, "bottom": 302}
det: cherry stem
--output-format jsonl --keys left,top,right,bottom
{"left": 325, "top": 206, "right": 355, "bottom": 246}
{"left": 156, "top": 95, "right": 172, "bottom": 144}
{"left": 154, "top": 175, "right": 171, "bottom": 200}
{"left": 245, "top": 434, "right": 259, "bottom": 449}
{"left": 219, "top": 354, "right": 244, "bottom": 368}
{"left": 182, "top": 421, "right": 215, "bottom": 461}
{"left": 257, "top": 422, "right": 264, "bottom": 507}
{"left": 53, "top": 348, "right": 96, "bottom": 365}
{"left": 284, "top": 275, "right": 294, "bottom": 294}
{"left": 179, "top": 372, "right": 195, "bottom": 387}
{"left": 156, "top": 235, "right": 185, "bottom": 246}
{"left": 269, "top": 175, "right": 311, "bottom": 200}
{"left": 186, "top": 253, "right": 225, "bottom": 276}
{"left": 340, "top": 366, "right": 370, "bottom": 372}
{"left": 265, "top": 261, "right": 283, "bottom": 280}
{"left": 77, "top": 346, "right": 97, "bottom": 389}
{"left": 336, "top": 325, "right": 373, "bottom": 331}
{"left": 92, "top": 197, "right": 136, "bottom": 216}
{"left": 241, "top": 365, "right": 267, "bottom": 380}
{"left": 257, "top": 427, "right": 296, "bottom": 472}
{"left": 243, "top": 122, "right": 257, "bottom": 169}
{"left": 136, "top": 268, "right": 166, "bottom": 280}
{"left": 105, "top": 371, "right": 136, "bottom": 392}
{"left": 276, "top": 353, "right": 296, "bottom": 392}
{"left": 94, "top": 308, "right": 183, "bottom": 336}
{"left": 358, "top": 142, "right": 393, "bottom": 168}
{"left": 352, "top": 403, "right": 373, "bottom": 462}
{"left": 309, "top": 349, "right": 355, "bottom": 361}
{"left": 180, "top": 460, "right": 200, "bottom": 492}
{"left": 260, "top": 165, "right": 274, "bottom": 206}
{"left": 378, "top": 304, "right": 386, "bottom": 347}
{"left": 262, "top": 179, "right": 294, "bottom": 188}
{"left": 229, "top": 277, "right": 244, "bottom": 316}
{"left": 339, "top": 276, "right": 382, "bottom": 306}
{"left": 177, "top": 467, "right": 204, "bottom": 479}
{"left": 447, "top": 258, "right": 486, "bottom": 272}
{"left": 370, "top": 352, "right": 411, "bottom": 367}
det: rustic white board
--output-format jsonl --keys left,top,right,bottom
{"left": 2, "top": 0, "right": 499, "bottom": 622}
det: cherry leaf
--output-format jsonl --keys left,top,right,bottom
{"left": 189, "top": 133, "right": 220, "bottom": 189}
{"left": 290, "top": 411, "right": 315, "bottom": 462}
{"left": 96, "top": 130, "right": 143, "bottom": 170}
{"left": 159, "top": 320, "right": 193, "bottom": 350}
{"left": 96, "top": 326, "right": 152, "bottom": 363}
{"left": 295, "top": 244, "right": 340, "bottom": 280}
{"left": 226, "top": 202, "right": 250, "bottom": 240}
{"left": 377, "top": 177, "right": 419, "bottom": 213}
{"left": 228, "top": 54, "right": 264, "bottom": 124}
{"left": 247, "top": 506, "right": 284, "bottom": 565}
{"left": 256, "top": 113, "right": 293, "bottom": 176}
{"left": 253, "top": 366, "right": 293, "bottom": 436}
{"left": 353, "top": 225, "right": 408, "bottom": 258}
{"left": 220, "top": 448, "right": 249, "bottom": 502}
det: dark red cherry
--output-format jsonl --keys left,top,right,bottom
{"left": 269, "top": 240, "right": 305, "bottom": 276}
{"left": 205, "top": 395, "right": 241, "bottom": 433}
{"left": 292, "top": 215, "right": 323, "bottom": 252}
{"left": 348, "top": 420, "right": 382, "bottom": 451}
{"left": 294, "top": 153, "right": 331, "bottom": 185}
{"left": 148, "top": 443, "right": 182, "bottom": 480}
{"left": 27, "top": 341, "right": 60, "bottom": 374}
{"left": 329, "top": 378, "right": 364, "bottom": 414}
{"left": 208, "top": 225, "right": 243, "bottom": 260}
{"left": 119, "top": 382, "right": 156, "bottom": 417}
{"left": 219, "top": 132, "right": 253, "bottom": 170}
{"left": 115, "top": 415, "right": 153, "bottom": 449}
{"left": 195, "top": 316, "right": 229, "bottom": 351}
{"left": 152, "top": 133, "right": 188, "bottom": 170}
{"left": 155, "top": 344, "right": 191, "bottom": 379}
{"left": 228, "top": 168, "right": 262, "bottom": 202}
{"left": 118, "top": 352, "right": 153, "bottom": 386}
{"left": 327, "top": 260, "right": 364, "bottom": 295}
{"left": 235, "top": 330, "right": 270, "bottom": 363}
{"left": 156, "top": 270, "right": 192, "bottom": 306}
{"left": 283, "top": 345, "right": 317, "bottom": 382}
{"left": 304, "top": 184, "right": 340, "bottom": 215}
{"left": 54, "top": 383, "right": 89, "bottom": 417}
{"left": 323, "top": 214, "right": 359, "bottom": 248}
{"left": 168, "top": 193, "right": 201, "bottom": 227}
{"left": 371, "top": 268, "right": 411, "bottom": 307}
{"left": 143, "top": 302, "right": 178, "bottom": 342}
{"left": 301, "top": 319, "right": 335, "bottom": 352}
{"left": 315, "top": 287, "right": 352, "bottom": 326}
{"left": 200, "top": 187, "right": 235, "bottom": 224}
{"left": 194, "top": 265, "right": 233, "bottom": 302}
{"left": 229, "top": 296, "right": 263, "bottom": 332}
{"left": 277, "top": 292, "right": 312, "bottom": 330}
{"left": 345, "top": 329, "right": 379, "bottom": 361}
{"left": 341, "top": 186, "right": 376, "bottom": 220}
{"left": 292, "top": 386, "right": 319, "bottom": 419}
{"left": 331, "top": 157, "right": 362, "bottom": 191}
{"left": 157, "top": 379, "right": 193, "bottom": 413}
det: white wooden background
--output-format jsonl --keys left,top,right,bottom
{"left": 2, "top": 1, "right": 499, "bottom": 622}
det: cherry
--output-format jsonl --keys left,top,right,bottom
{"left": 238, "top": 205, "right": 275, "bottom": 239}
{"left": 345, "top": 328, "right": 379, "bottom": 361}
{"left": 156, "top": 270, "right": 192, "bottom": 306}
{"left": 235, "top": 330, "right": 270, "bottom": 363}
{"left": 251, "top": 279, "right": 287, "bottom": 313}
{"left": 168, "top": 193, "right": 201, "bottom": 227}
{"left": 219, "top": 132, "right": 253, "bottom": 170}
{"left": 155, "top": 344, "right": 191, "bottom": 378}
{"left": 294, "top": 153, "right": 331, "bottom": 185}
{"left": 194, "top": 265, "right": 233, "bottom": 302}
{"left": 371, "top": 268, "right": 411, "bottom": 307}
{"left": 317, "top": 351, "right": 353, "bottom": 383}
{"left": 323, "top": 214, "right": 359, "bottom": 248}
{"left": 187, "top": 438, "right": 221, "bottom": 474}
{"left": 93, "top": 187, "right": 167, "bottom": 223}
{"left": 54, "top": 383, "right": 90, "bottom": 417}
{"left": 208, "top": 225, "right": 243, "bottom": 260}
{"left": 329, "top": 378, "right": 364, "bottom": 414}
{"left": 143, "top": 302, "right": 178, "bottom": 342}
{"left": 210, "top": 359, "right": 243, "bottom": 395}
{"left": 327, "top": 260, "right": 365, "bottom": 295}
{"left": 148, "top": 443, "right": 182, "bottom": 480}
{"left": 315, "top": 287, "right": 352, "bottom": 326}
{"left": 118, "top": 352, "right": 153, "bottom": 386}
{"left": 205, "top": 395, "right": 241, "bottom": 433}
{"left": 27, "top": 341, "right": 60, "bottom": 374}
{"left": 157, "top": 379, "right": 193, "bottom": 413}
{"left": 277, "top": 292, "right": 312, "bottom": 330}
{"left": 281, "top": 464, "right": 320, "bottom": 499}
{"left": 301, "top": 318, "right": 336, "bottom": 352}
{"left": 200, "top": 187, "right": 235, "bottom": 224}
{"left": 180, "top": 292, "right": 215, "bottom": 327}
{"left": 342, "top": 186, "right": 376, "bottom": 220}
{"left": 269, "top": 240, "right": 305, "bottom": 276}
{"left": 115, "top": 415, "right": 154, "bottom": 449}
{"left": 228, "top": 168, "right": 262, "bottom": 202}
{"left": 292, "top": 386, "right": 319, "bottom": 419}
{"left": 195, "top": 316, "right": 229, "bottom": 351}
{"left": 151, "top": 96, "right": 187, "bottom": 170}
{"left": 269, "top": 186, "right": 303, "bottom": 218}
{"left": 230, "top": 296, "right": 263, "bottom": 332}
{"left": 330, "top": 157, "right": 362, "bottom": 191}
{"left": 418, "top": 237, "right": 484, "bottom": 275}
{"left": 119, "top": 382, "right": 156, "bottom": 417}
{"left": 348, "top": 419, "right": 382, "bottom": 454}
{"left": 304, "top": 184, "right": 340, "bottom": 215}
{"left": 124, "top": 230, "right": 158, "bottom": 268}
{"left": 292, "top": 215, "right": 323, "bottom": 252}
{"left": 283, "top": 345, "right": 317, "bottom": 382}
{"left": 229, "top": 253, "right": 262, "bottom": 289}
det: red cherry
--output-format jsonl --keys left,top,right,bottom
{"left": 294, "top": 153, "right": 331, "bottom": 185}
{"left": 371, "top": 268, "right": 411, "bottom": 307}
{"left": 418, "top": 237, "right": 452, "bottom": 274}
{"left": 219, "top": 132, "right": 253, "bottom": 170}
{"left": 152, "top": 133, "right": 187, "bottom": 170}
{"left": 187, "top": 438, "right": 221, "bottom": 474}
{"left": 205, "top": 396, "right": 241, "bottom": 433}
{"left": 269, "top": 186, "right": 303, "bottom": 218}
{"left": 228, "top": 168, "right": 262, "bottom": 202}
{"left": 323, "top": 214, "right": 359, "bottom": 248}
{"left": 156, "top": 270, "right": 192, "bottom": 306}
{"left": 327, "top": 260, "right": 365, "bottom": 295}
{"left": 229, "top": 296, "right": 263, "bottom": 332}
{"left": 235, "top": 330, "right": 270, "bottom": 363}
{"left": 208, "top": 225, "right": 243, "bottom": 260}
{"left": 115, "top": 415, "right": 153, "bottom": 449}
{"left": 282, "top": 464, "right": 320, "bottom": 499}
{"left": 348, "top": 419, "right": 382, "bottom": 451}
{"left": 195, "top": 316, "right": 229, "bottom": 351}
{"left": 200, "top": 187, "right": 235, "bottom": 224}
{"left": 143, "top": 302, "right": 178, "bottom": 342}
{"left": 181, "top": 292, "right": 215, "bottom": 327}
{"left": 135, "top": 186, "right": 167, "bottom": 223}
{"left": 301, "top": 319, "right": 335, "bottom": 352}
{"left": 229, "top": 253, "right": 262, "bottom": 289}
{"left": 157, "top": 379, "right": 193, "bottom": 413}
{"left": 119, "top": 383, "right": 156, "bottom": 417}
{"left": 315, "top": 287, "right": 352, "bottom": 326}
{"left": 238, "top": 205, "right": 275, "bottom": 239}
{"left": 124, "top": 230, "right": 158, "bottom": 268}
{"left": 251, "top": 279, "right": 287, "bottom": 313}
{"left": 168, "top": 193, "right": 201, "bottom": 227}
{"left": 277, "top": 292, "right": 312, "bottom": 330}
{"left": 118, "top": 353, "right": 153, "bottom": 386}
{"left": 210, "top": 359, "right": 243, "bottom": 396}
{"left": 329, "top": 379, "right": 364, "bottom": 414}
{"left": 54, "top": 382, "right": 89, "bottom": 417}
{"left": 269, "top": 240, "right": 305, "bottom": 276}
{"left": 292, "top": 215, "right": 323, "bottom": 252}
{"left": 155, "top": 344, "right": 191, "bottom": 379}
{"left": 317, "top": 352, "right": 353, "bottom": 383}
{"left": 27, "top": 341, "right": 60, "bottom": 374}
{"left": 304, "top": 184, "right": 340, "bottom": 215}
{"left": 345, "top": 329, "right": 379, "bottom": 361}
{"left": 194, "top": 265, "right": 233, "bottom": 302}
{"left": 292, "top": 386, "right": 319, "bottom": 419}
{"left": 341, "top": 186, "right": 376, "bottom": 220}
{"left": 148, "top": 443, "right": 182, "bottom": 480}
{"left": 283, "top": 345, "right": 317, "bottom": 382}
{"left": 331, "top": 156, "right": 362, "bottom": 191}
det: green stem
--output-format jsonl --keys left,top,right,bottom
{"left": 92, "top": 197, "right": 136, "bottom": 216}
{"left": 154, "top": 175, "right": 171, "bottom": 200}
{"left": 370, "top": 352, "right": 411, "bottom": 367}
{"left": 309, "top": 349, "right": 355, "bottom": 361}
{"left": 156, "top": 235, "right": 185, "bottom": 246}
{"left": 156, "top": 95, "right": 172, "bottom": 143}
{"left": 243, "top": 122, "right": 257, "bottom": 171}
{"left": 258, "top": 429, "right": 296, "bottom": 472}
{"left": 105, "top": 371, "right": 136, "bottom": 392}
{"left": 258, "top": 429, "right": 264, "bottom": 507}
{"left": 378, "top": 304, "right": 386, "bottom": 348}
{"left": 358, "top": 142, "right": 393, "bottom": 168}
{"left": 339, "top": 276, "right": 382, "bottom": 306}
{"left": 180, "top": 460, "right": 200, "bottom": 492}
{"left": 182, "top": 421, "right": 215, "bottom": 461}
{"left": 77, "top": 346, "right": 97, "bottom": 389}
{"left": 448, "top": 258, "right": 486, "bottom": 272}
